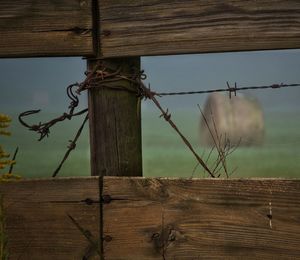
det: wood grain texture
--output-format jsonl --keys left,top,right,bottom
{"left": 0, "top": 0, "right": 93, "bottom": 58}
{"left": 99, "top": 0, "right": 300, "bottom": 57}
{"left": 0, "top": 177, "right": 100, "bottom": 260}
{"left": 103, "top": 177, "right": 300, "bottom": 259}
{"left": 1, "top": 177, "right": 300, "bottom": 259}
{"left": 88, "top": 58, "right": 142, "bottom": 177}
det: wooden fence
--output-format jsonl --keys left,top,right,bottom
{"left": 1, "top": 1, "right": 300, "bottom": 58}
{"left": 1, "top": 0, "right": 300, "bottom": 259}
{"left": 1, "top": 177, "right": 300, "bottom": 259}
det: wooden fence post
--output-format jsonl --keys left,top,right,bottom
{"left": 87, "top": 58, "right": 142, "bottom": 177}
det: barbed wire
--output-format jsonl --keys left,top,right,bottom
{"left": 52, "top": 113, "right": 89, "bottom": 177}
{"left": 18, "top": 83, "right": 88, "bottom": 177}
{"left": 139, "top": 82, "right": 215, "bottom": 178}
{"left": 19, "top": 84, "right": 88, "bottom": 141}
{"left": 155, "top": 83, "right": 300, "bottom": 98}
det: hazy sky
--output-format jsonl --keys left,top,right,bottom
{"left": 142, "top": 49, "right": 300, "bottom": 113}
{"left": 0, "top": 49, "right": 299, "bottom": 114}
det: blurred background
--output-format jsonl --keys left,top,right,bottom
{"left": 0, "top": 49, "right": 299, "bottom": 178}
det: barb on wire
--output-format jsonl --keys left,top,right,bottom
{"left": 19, "top": 84, "right": 88, "bottom": 141}
{"left": 227, "top": 82, "right": 237, "bottom": 99}
{"left": 155, "top": 82, "right": 300, "bottom": 98}
{"left": 52, "top": 113, "right": 89, "bottom": 177}
{"left": 139, "top": 82, "right": 215, "bottom": 178}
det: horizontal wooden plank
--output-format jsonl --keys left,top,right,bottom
{"left": 103, "top": 177, "right": 300, "bottom": 259}
{"left": 99, "top": 0, "right": 300, "bottom": 57}
{"left": 1, "top": 177, "right": 300, "bottom": 259}
{"left": 0, "top": 177, "right": 100, "bottom": 260}
{"left": 0, "top": 0, "right": 93, "bottom": 58}
{"left": 1, "top": 1, "right": 300, "bottom": 58}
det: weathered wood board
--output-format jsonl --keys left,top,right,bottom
{"left": 88, "top": 58, "right": 143, "bottom": 177}
{"left": 0, "top": 0, "right": 93, "bottom": 58}
{"left": 0, "top": 177, "right": 100, "bottom": 260}
{"left": 1, "top": 177, "right": 300, "bottom": 259}
{"left": 103, "top": 177, "right": 300, "bottom": 259}
{"left": 1, "top": 1, "right": 300, "bottom": 58}
{"left": 99, "top": 0, "right": 300, "bottom": 57}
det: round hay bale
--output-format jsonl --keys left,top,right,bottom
{"left": 200, "top": 93, "right": 264, "bottom": 147}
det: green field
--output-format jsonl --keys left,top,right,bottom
{"left": 143, "top": 109, "right": 300, "bottom": 178}
{"left": 1, "top": 110, "right": 300, "bottom": 179}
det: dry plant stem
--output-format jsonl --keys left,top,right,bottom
{"left": 52, "top": 113, "right": 89, "bottom": 177}
{"left": 198, "top": 104, "right": 240, "bottom": 177}
{"left": 8, "top": 147, "right": 18, "bottom": 174}
{"left": 211, "top": 116, "right": 228, "bottom": 177}
{"left": 212, "top": 140, "right": 239, "bottom": 177}
{"left": 203, "top": 146, "right": 216, "bottom": 176}
{"left": 191, "top": 145, "right": 216, "bottom": 178}
{"left": 209, "top": 106, "right": 228, "bottom": 178}
{"left": 141, "top": 83, "right": 215, "bottom": 178}
{"left": 198, "top": 105, "right": 229, "bottom": 178}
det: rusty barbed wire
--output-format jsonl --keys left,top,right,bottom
{"left": 19, "top": 84, "right": 88, "bottom": 141}
{"left": 76, "top": 61, "right": 145, "bottom": 94}
{"left": 52, "top": 113, "right": 89, "bottom": 177}
{"left": 18, "top": 82, "right": 89, "bottom": 178}
{"left": 139, "top": 82, "right": 215, "bottom": 178}
{"left": 155, "top": 82, "right": 300, "bottom": 98}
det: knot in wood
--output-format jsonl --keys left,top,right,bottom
{"left": 151, "top": 232, "right": 160, "bottom": 240}
{"left": 151, "top": 232, "right": 164, "bottom": 252}
{"left": 103, "top": 235, "right": 113, "bottom": 242}
{"left": 168, "top": 229, "right": 176, "bottom": 242}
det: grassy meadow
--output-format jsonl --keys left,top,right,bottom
{"left": 143, "top": 109, "right": 300, "bottom": 178}
{"left": 1, "top": 109, "right": 299, "bottom": 179}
